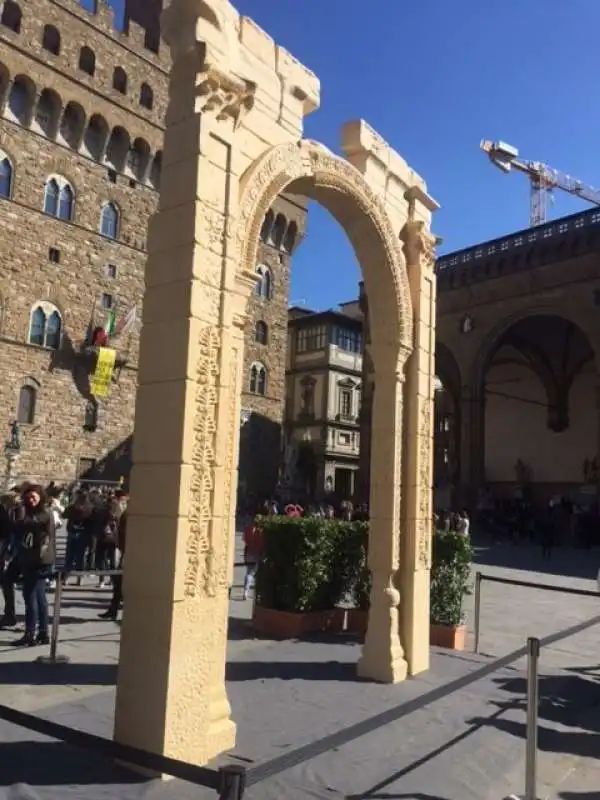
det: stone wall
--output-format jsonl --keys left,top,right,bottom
{"left": 238, "top": 192, "right": 307, "bottom": 501}
{"left": 0, "top": 0, "right": 306, "bottom": 489}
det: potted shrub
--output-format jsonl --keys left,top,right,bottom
{"left": 253, "top": 516, "right": 346, "bottom": 637}
{"left": 429, "top": 530, "right": 472, "bottom": 650}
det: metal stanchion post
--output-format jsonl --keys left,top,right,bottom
{"left": 218, "top": 764, "right": 246, "bottom": 799}
{"left": 474, "top": 571, "right": 482, "bottom": 654}
{"left": 37, "top": 571, "right": 70, "bottom": 665}
{"left": 524, "top": 636, "right": 540, "bottom": 800}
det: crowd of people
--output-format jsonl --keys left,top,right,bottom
{"left": 0, "top": 481, "right": 127, "bottom": 647}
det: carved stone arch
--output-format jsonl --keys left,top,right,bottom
{"left": 235, "top": 140, "right": 413, "bottom": 358}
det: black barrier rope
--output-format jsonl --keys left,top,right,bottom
{"left": 478, "top": 572, "right": 600, "bottom": 598}
{"left": 243, "top": 611, "right": 600, "bottom": 787}
{"left": 0, "top": 702, "right": 246, "bottom": 797}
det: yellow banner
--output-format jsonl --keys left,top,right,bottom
{"left": 90, "top": 347, "right": 116, "bottom": 398}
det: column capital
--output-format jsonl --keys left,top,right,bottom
{"left": 400, "top": 219, "right": 437, "bottom": 271}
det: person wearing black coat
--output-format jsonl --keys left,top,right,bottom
{"left": 11, "top": 485, "right": 55, "bottom": 647}
{"left": 99, "top": 509, "right": 127, "bottom": 621}
{"left": 0, "top": 490, "right": 24, "bottom": 628}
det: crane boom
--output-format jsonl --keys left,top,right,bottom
{"left": 480, "top": 139, "right": 600, "bottom": 226}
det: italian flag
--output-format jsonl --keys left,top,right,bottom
{"left": 115, "top": 306, "right": 138, "bottom": 337}
{"left": 104, "top": 309, "right": 116, "bottom": 339}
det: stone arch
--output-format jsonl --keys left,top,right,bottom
{"left": 470, "top": 304, "right": 600, "bottom": 393}
{"left": 83, "top": 113, "right": 109, "bottom": 161}
{"left": 467, "top": 307, "right": 598, "bottom": 501}
{"left": 59, "top": 100, "right": 86, "bottom": 150}
{"left": 5, "top": 74, "right": 36, "bottom": 126}
{"left": 32, "top": 87, "right": 62, "bottom": 138}
{"left": 235, "top": 140, "right": 412, "bottom": 354}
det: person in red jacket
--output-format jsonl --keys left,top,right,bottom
{"left": 242, "top": 520, "right": 263, "bottom": 600}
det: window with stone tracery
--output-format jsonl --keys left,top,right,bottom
{"left": 255, "top": 265, "right": 272, "bottom": 300}
{"left": 100, "top": 202, "right": 119, "bottom": 239}
{"left": 249, "top": 363, "right": 267, "bottom": 396}
{"left": 43, "top": 176, "right": 74, "bottom": 221}
{"left": 28, "top": 302, "right": 62, "bottom": 349}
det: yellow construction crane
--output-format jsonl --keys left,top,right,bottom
{"left": 480, "top": 139, "right": 600, "bottom": 227}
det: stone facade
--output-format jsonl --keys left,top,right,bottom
{"left": 434, "top": 207, "right": 600, "bottom": 507}
{"left": 284, "top": 302, "right": 363, "bottom": 501}
{"left": 0, "top": 0, "right": 166, "bottom": 485}
{"left": 0, "top": 0, "right": 301, "bottom": 488}
{"left": 238, "top": 193, "right": 307, "bottom": 502}
{"left": 359, "top": 208, "right": 600, "bottom": 509}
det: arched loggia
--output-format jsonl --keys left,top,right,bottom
{"left": 471, "top": 312, "right": 596, "bottom": 504}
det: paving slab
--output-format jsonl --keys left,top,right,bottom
{"left": 1, "top": 540, "right": 600, "bottom": 799}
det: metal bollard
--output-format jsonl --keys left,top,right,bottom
{"left": 218, "top": 764, "right": 246, "bottom": 799}
{"left": 524, "top": 637, "right": 540, "bottom": 800}
{"left": 37, "top": 571, "right": 70, "bottom": 665}
{"left": 473, "top": 571, "right": 482, "bottom": 654}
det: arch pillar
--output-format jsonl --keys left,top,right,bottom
{"left": 398, "top": 213, "right": 438, "bottom": 676}
{"left": 115, "top": 0, "right": 438, "bottom": 771}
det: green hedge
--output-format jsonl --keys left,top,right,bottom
{"left": 254, "top": 517, "right": 471, "bottom": 624}
{"left": 254, "top": 517, "right": 369, "bottom": 613}
{"left": 430, "top": 531, "right": 473, "bottom": 627}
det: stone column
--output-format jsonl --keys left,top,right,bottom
{"left": 113, "top": 3, "right": 254, "bottom": 768}
{"left": 357, "top": 347, "right": 410, "bottom": 683}
{"left": 399, "top": 211, "right": 437, "bottom": 676}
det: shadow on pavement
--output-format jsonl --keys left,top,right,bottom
{"left": 465, "top": 670, "right": 600, "bottom": 761}
{"left": 0, "top": 741, "right": 145, "bottom": 786}
{"left": 226, "top": 659, "right": 358, "bottom": 682}
{"left": 345, "top": 704, "right": 511, "bottom": 799}
{"left": 559, "top": 795, "right": 598, "bottom": 800}
{"left": 0, "top": 662, "right": 118, "bottom": 686}
{"left": 472, "top": 539, "right": 597, "bottom": 580}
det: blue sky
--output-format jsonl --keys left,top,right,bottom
{"left": 96, "top": 1, "right": 600, "bottom": 309}
{"left": 230, "top": 0, "right": 600, "bottom": 310}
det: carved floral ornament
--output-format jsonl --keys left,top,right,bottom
{"left": 196, "top": 68, "right": 256, "bottom": 127}
{"left": 234, "top": 140, "right": 414, "bottom": 351}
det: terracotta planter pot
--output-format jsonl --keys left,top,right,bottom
{"left": 347, "top": 608, "right": 368, "bottom": 635}
{"left": 430, "top": 623, "right": 466, "bottom": 651}
{"left": 253, "top": 606, "right": 345, "bottom": 638}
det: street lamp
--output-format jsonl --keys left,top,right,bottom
{"left": 4, "top": 420, "right": 21, "bottom": 491}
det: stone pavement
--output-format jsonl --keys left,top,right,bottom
{"left": 1, "top": 538, "right": 600, "bottom": 799}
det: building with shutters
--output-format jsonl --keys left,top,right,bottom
{"left": 282, "top": 300, "right": 364, "bottom": 503}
